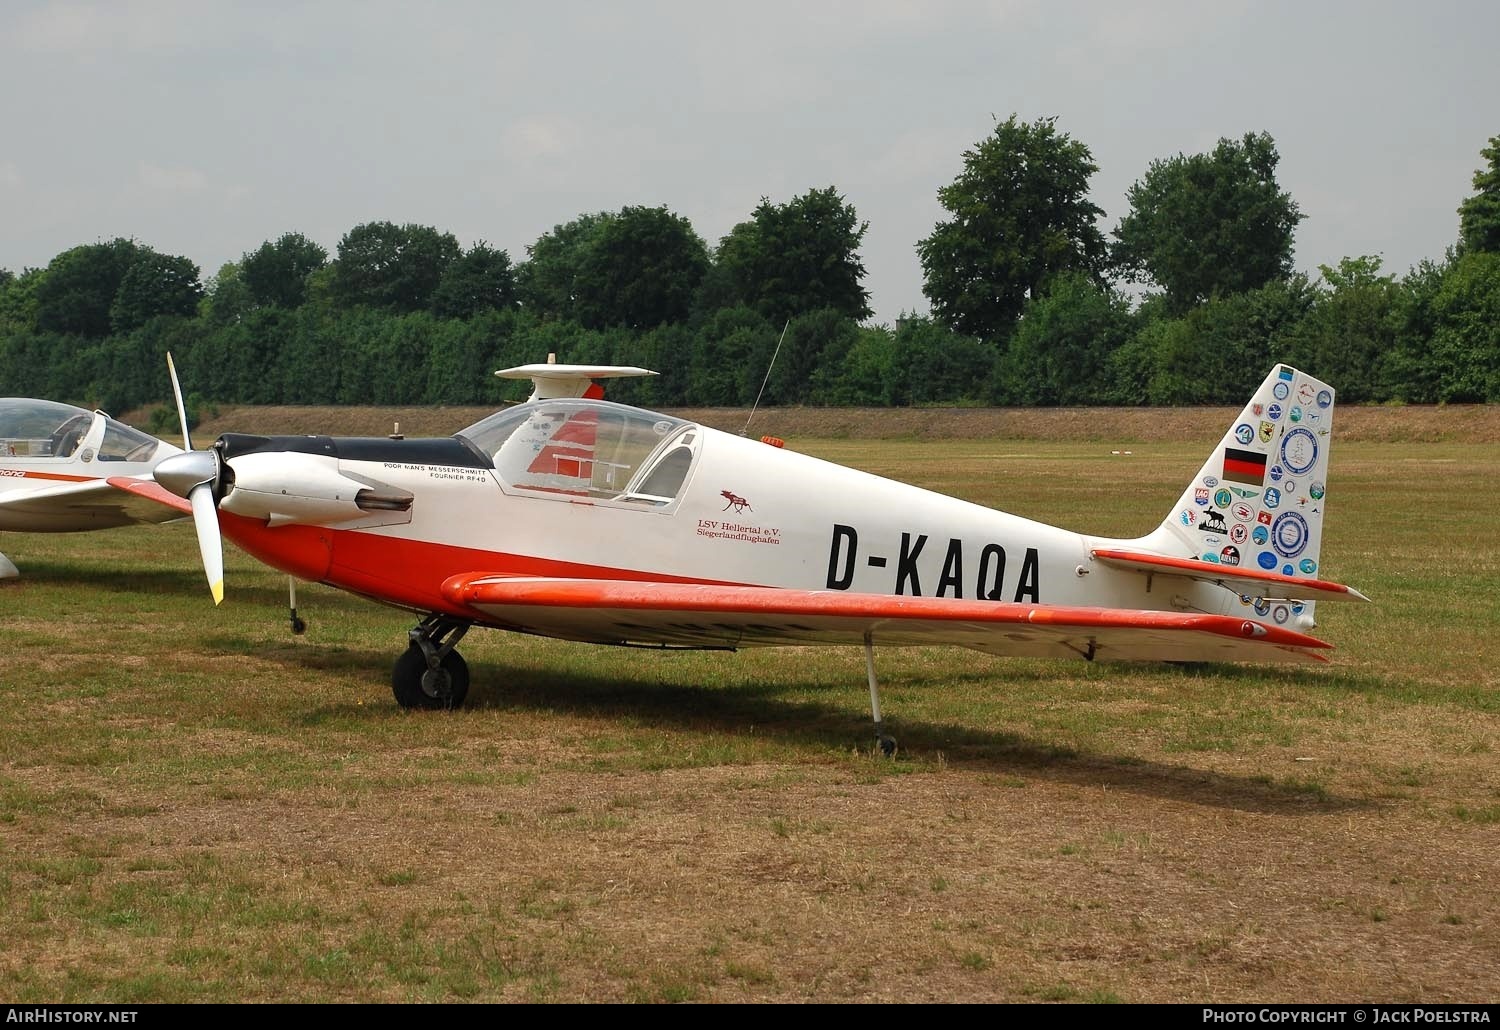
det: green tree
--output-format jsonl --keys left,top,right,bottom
{"left": 431, "top": 242, "right": 519, "bottom": 319}
{"left": 34, "top": 238, "right": 144, "bottom": 337}
{"left": 1381, "top": 257, "right": 1449, "bottom": 403}
{"left": 1111, "top": 132, "right": 1303, "bottom": 314}
{"left": 688, "top": 306, "right": 774, "bottom": 404}
{"left": 0, "top": 267, "right": 43, "bottom": 335}
{"left": 241, "top": 232, "right": 329, "bottom": 309}
{"left": 1281, "top": 256, "right": 1395, "bottom": 403}
{"left": 575, "top": 206, "right": 709, "bottom": 330}
{"left": 109, "top": 251, "right": 204, "bottom": 333}
{"left": 1458, "top": 135, "right": 1500, "bottom": 256}
{"left": 515, "top": 213, "right": 613, "bottom": 321}
{"left": 713, "top": 187, "right": 871, "bottom": 323}
{"left": 828, "top": 326, "right": 902, "bottom": 406}
{"left": 203, "top": 261, "right": 253, "bottom": 326}
{"left": 1429, "top": 251, "right": 1500, "bottom": 401}
{"left": 917, "top": 115, "right": 1107, "bottom": 342}
{"left": 331, "top": 222, "right": 461, "bottom": 313}
{"left": 1134, "top": 275, "right": 1316, "bottom": 404}
{"left": 994, "top": 273, "right": 1134, "bottom": 405}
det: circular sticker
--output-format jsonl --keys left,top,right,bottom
{"left": 1257, "top": 551, "right": 1278, "bottom": 570}
{"left": 1281, "top": 428, "right": 1318, "bottom": 476}
{"left": 1283, "top": 479, "right": 1296, "bottom": 494}
{"left": 1273, "top": 605, "right": 1290, "bottom": 624}
{"left": 1234, "top": 423, "right": 1255, "bottom": 445}
{"left": 1297, "top": 383, "right": 1316, "bottom": 404}
{"left": 1290, "top": 405, "right": 1303, "bottom": 423}
{"left": 1268, "top": 403, "right": 1283, "bottom": 421}
{"left": 1252, "top": 525, "right": 1269, "bottom": 545}
{"left": 1272, "top": 512, "right": 1310, "bottom": 558}
{"left": 1299, "top": 558, "right": 1318, "bottom": 574}
{"left": 1220, "top": 546, "right": 1240, "bottom": 566}
{"left": 1254, "top": 597, "right": 1271, "bottom": 616}
{"left": 1202, "top": 476, "right": 1218, "bottom": 488}
{"left": 1214, "top": 488, "right": 1232, "bottom": 508}
{"left": 1309, "top": 481, "right": 1325, "bottom": 500}
{"left": 1273, "top": 383, "right": 1290, "bottom": 400}
{"left": 1232, "top": 502, "right": 1254, "bottom": 523}
{"left": 1269, "top": 464, "right": 1284, "bottom": 482}
{"left": 1230, "top": 523, "right": 1248, "bottom": 544}
{"left": 1316, "top": 389, "right": 1332, "bottom": 409}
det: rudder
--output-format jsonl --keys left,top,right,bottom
{"left": 1149, "top": 364, "right": 1338, "bottom": 626}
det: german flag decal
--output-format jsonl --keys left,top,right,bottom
{"left": 1222, "top": 447, "right": 1267, "bottom": 486}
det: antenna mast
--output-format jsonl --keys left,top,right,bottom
{"left": 742, "top": 320, "right": 790, "bottom": 437}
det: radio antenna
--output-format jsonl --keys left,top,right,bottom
{"left": 742, "top": 320, "right": 790, "bottom": 437}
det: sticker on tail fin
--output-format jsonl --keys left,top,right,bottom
{"left": 1129, "top": 365, "right": 1342, "bottom": 626}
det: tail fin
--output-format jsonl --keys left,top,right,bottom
{"left": 1146, "top": 365, "right": 1338, "bottom": 624}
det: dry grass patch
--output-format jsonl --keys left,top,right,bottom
{"left": 2, "top": 412, "right": 1498, "bottom": 1001}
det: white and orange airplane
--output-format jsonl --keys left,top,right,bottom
{"left": 115, "top": 360, "right": 1367, "bottom": 753}
{"left": 0, "top": 397, "right": 183, "bottom": 579}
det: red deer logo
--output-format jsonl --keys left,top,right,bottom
{"left": 720, "top": 490, "right": 753, "bottom": 513}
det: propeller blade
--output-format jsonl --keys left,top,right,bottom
{"left": 166, "top": 351, "right": 193, "bottom": 452}
{"left": 189, "top": 482, "right": 224, "bottom": 606}
{"left": 153, "top": 438, "right": 226, "bottom": 607}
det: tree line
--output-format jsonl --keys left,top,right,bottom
{"left": 1, "top": 123, "right": 1497, "bottom": 416}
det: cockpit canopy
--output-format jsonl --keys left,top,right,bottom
{"left": 0, "top": 398, "right": 164, "bottom": 462}
{"left": 457, "top": 399, "right": 701, "bottom": 506}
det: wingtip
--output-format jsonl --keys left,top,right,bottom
{"left": 210, "top": 581, "right": 224, "bottom": 606}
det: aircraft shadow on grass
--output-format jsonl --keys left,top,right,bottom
{"left": 231, "top": 638, "right": 1373, "bottom": 817}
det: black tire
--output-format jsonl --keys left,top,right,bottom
{"left": 391, "top": 644, "right": 470, "bottom": 710}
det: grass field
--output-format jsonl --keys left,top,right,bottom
{"left": 1, "top": 414, "right": 1497, "bottom": 1003}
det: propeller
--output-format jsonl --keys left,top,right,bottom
{"left": 156, "top": 353, "right": 225, "bottom": 605}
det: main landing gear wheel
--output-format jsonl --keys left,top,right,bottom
{"left": 392, "top": 614, "right": 474, "bottom": 710}
{"left": 877, "top": 734, "right": 898, "bottom": 758}
{"left": 392, "top": 645, "right": 470, "bottom": 709}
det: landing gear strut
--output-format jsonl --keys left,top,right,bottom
{"left": 392, "top": 614, "right": 472, "bottom": 710}
{"left": 864, "top": 631, "right": 898, "bottom": 757}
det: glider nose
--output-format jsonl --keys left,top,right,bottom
{"left": 154, "top": 449, "right": 220, "bottom": 499}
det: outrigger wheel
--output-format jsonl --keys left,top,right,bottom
{"left": 392, "top": 615, "right": 472, "bottom": 710}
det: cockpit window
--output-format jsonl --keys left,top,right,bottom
{"left": 457, "top": 400, "right": 700, "bottom": 506}
{"left": 0, "top": 398, "right": 93, "bottom": 458}
{"left": 99, "top": 418, "right": 162, "bottom": 462}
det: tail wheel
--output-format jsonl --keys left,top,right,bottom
{"left": 392, "top": 644, "right": 470, "bottom": 710}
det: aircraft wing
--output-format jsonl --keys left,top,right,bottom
{"left": 1090, "top": 548, "right": 1371, "bottom": 604}
{"left": 104, "top": 475, "right": 195, "bottom": 516}
{"left": 441, "top": 575, "right": 1334, "bottom": 665}
{"left": 0, "top": 476, "right": 187, "bottom": 525}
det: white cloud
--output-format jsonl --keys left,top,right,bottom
{"left": 502, "top": 117, "right": 580, "bottom": 162}
{"left": 136, "top": 160, "right": 208, "bottom": 192}
{"left": 12, "top": 0, "right": 227, "bottom": 55}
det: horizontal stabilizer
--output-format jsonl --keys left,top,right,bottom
{"left": 494, "top": 363, "right": 658, "bottom": 402}
{"left": 1091, "top": 548, "right": 1370, "bottom": 604}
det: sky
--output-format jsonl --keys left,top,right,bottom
{"left": 2, "top": 0, "right": 1497, "bottom": 326}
